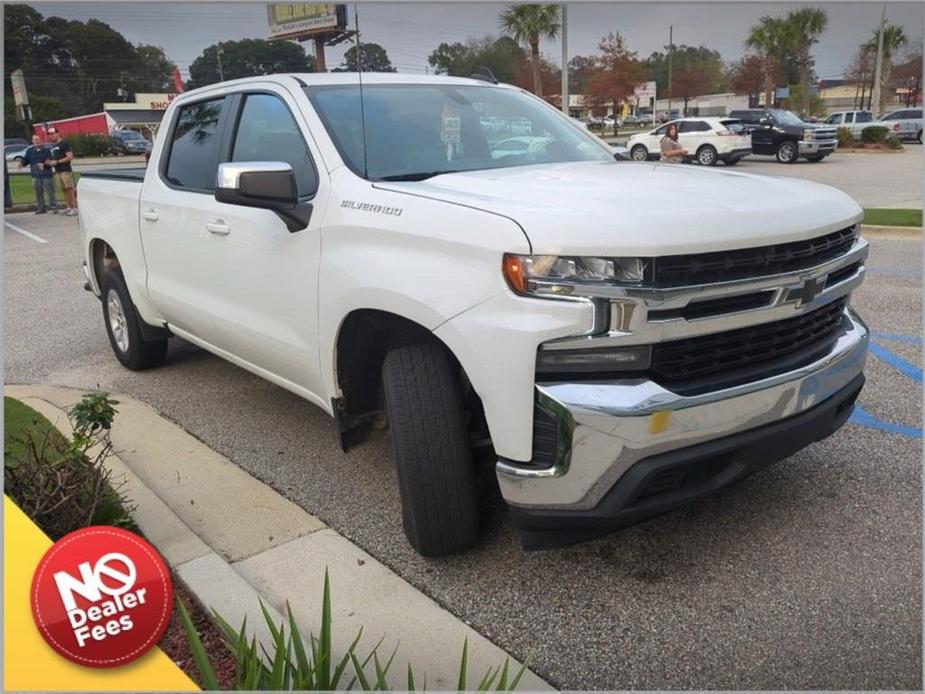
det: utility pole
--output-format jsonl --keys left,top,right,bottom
{"left": 667, "top": 25, "right": 673, "bottom": 117}
{"left": 560, "top": 3, "right": 569, "bottom": 116}
{"left": 871, "top": 4, "right": 886, "bottom": 118}
{"left": 217, "top": 46, "right": 225, "bottom": 82}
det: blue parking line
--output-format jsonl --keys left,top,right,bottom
{"left": 872, "top": 331, "right": 923, "bottom": 346}
{"left": 850, "top": 405, "right": 922, "bottom": 439}
{"left": 869, "top": 341, "right": 922, "bottom": 383}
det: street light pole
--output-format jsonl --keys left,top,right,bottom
{"left": 667, "top": 25, "right": 673, "bottom": 117}
{"left": 871, "top": 4, "right": 886, "bottom": 118}
{"left": 560, "top": 4, "right": 568, "bottom": 116}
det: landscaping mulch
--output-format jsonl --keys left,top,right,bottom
{"left": 160, "top": 580, "right": 237, "bottom": 690}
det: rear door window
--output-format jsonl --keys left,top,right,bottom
{"left": 165, "top": 97, "right": 227, "bottom": 191}
{"left": 856, "top": 112, "right": 873, "bottom": 123}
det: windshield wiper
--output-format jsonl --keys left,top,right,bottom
{"left": 378, "top": 170, "right": 460, "bottom": 182}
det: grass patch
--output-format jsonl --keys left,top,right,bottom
{"left": 863, "top": 208, "right": 923, "bottom": 228}
{"left": 3, "top": 396, "right": 67, "bottom": 462}
{"left": 4, "top": 393, "right": 135, "bottom": 539}
{"left": 6, "top": 171, "right": 81, "bottom": 206}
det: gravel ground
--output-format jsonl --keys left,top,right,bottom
{"left": 4, "top": 207, "right": 921, "bottom": 689}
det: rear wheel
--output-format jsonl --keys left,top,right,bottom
{"left": 776, "top": 141, "right": 799, "bottom": 163}
{"left": 917, "top": 130, "right": 923, "bottom": 144}
{"left": 696, "top": 145, "right": 718, "bottom": 166}
{"left": 101, "top": 270, "right": 168, "bottom": 370}
{"left": 382, "top": 341, "right": 479, "bottom": 556}
{"left": 630, "top": 145, "right": 649, "bottom": 161}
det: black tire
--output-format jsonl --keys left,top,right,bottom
{"left": 697, "top": 144, "right": 718, "bottom": 166}
{"left": 382, "top": 341, "right": 479, "bottom": 556}
{"left": 724, "top": 157, "right": 741, "bottom": 166}
{"left": 101, "top": 270, "right": 167, "bottom": 370}
{"left": 776, "top": 140, "right": 798, "bottom": 163}
{"left": 917, "top": 130, "right": 923, "bottom": 144}
{"left": 630, "top": 144, "right": 649, "bottom": 161}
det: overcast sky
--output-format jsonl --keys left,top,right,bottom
{"left": 31, "top": 1, "right": 925, "bottom": 82}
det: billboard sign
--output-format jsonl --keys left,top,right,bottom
{"left": 11, "top": 69, "right": 28, "bottom": 107}
{"left": 634, "top": 81, "right": 656, "bottom": 100}
{"left": 267, "top": 3, "right": 345, "bottom": 40}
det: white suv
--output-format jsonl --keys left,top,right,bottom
{"left": 627, "top": 117, "right": 752, "bottom": 166}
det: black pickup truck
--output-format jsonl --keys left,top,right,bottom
{"left": 729, "top": 108, "right": 837, "bottom": 163}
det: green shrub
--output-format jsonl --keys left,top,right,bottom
{"left": 886, "top": 135, "right": 904, "bottom": 150}
{"left": 69, "top": 133, "right": 112, "bottom": 157}
{"left": 860, "top": 125, "right": 891, "bottom": 144}
{"left": 836, "top": 127, "right": 855, "bottom": 148}
{"left": 3, "top": 393, "right": 134, "bottom": 539}
{"left": 180, "top": 569, "right": 531, "bottom": 691}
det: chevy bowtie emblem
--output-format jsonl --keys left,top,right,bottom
{"left": 797, "top": 277, "right": 822, "bottom": 306}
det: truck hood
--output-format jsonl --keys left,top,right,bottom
{"left": 377, "top": 161, "right": 862, "bottom": 256}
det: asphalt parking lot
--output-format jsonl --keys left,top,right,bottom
{"left": 4, "top": 159, "right": 922, "bottom": 689}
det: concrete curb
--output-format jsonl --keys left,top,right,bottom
{"left": 5, "top": 384, "right": 552, "bottom": 691}
{"left": 860, "top": 224, "right": 922, "bottom": 238}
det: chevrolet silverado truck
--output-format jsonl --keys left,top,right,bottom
{"left": 729, "top": 108, "right": 838, "bottom": 163}
{"left": 78, "top": 74, "right": 869, "bottom": 555}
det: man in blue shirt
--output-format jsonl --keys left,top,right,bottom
{"left": 18, "top": 134, "right": 58, "bottom": 214}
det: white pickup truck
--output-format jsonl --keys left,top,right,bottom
{"left": 78, "top": 74, "right": 870, "bottom": 555}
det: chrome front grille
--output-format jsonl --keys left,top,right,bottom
{"left": 651, "top": 226, "right": 857, "bottom": 287}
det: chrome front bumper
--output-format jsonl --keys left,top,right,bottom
{"left": 799, "top": 139, "right": 837, "bottom": 155}
{"left": 497, "top": 308, "right": 868, "bottom": 511}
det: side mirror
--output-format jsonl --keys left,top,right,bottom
{"left": 214, "top": 161, "right": 312, "bottom": 233}
{"left": 759, "top": 117, "right": 772, "bottom": 126}
{"left": 612, "top": 146, "right": 631, "bottom": 161}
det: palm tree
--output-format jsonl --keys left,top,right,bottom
{"left": 499, "top": 4, "right": 560, "bottom": 96}
{"left": 746, "top": 15, "right": 791, "bottom": 110}
{"left": 866, "top": 23, "right": 908, "bottom": 114}
{"left": 786, "top": 7, "right": 828, "bottom": 117}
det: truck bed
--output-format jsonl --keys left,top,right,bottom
{"left": 79, "top": 167, "right": 147, "bottom": 182}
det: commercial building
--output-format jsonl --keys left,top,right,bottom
{"left": 32, "top": 93, "right": 176, "bottom": 140}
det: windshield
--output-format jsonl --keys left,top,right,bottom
{"left": 307, "top": 83, "right": 613, "bottom": 180}
{"left": 769, "top": 109, "right": 805, "bottom": 126}
{"left": 120, "top": 131, "right": 142, "bottom": 139}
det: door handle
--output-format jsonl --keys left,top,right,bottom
{"left": 205, "top": 220, "right": 230, "bottom": 236}
{"left": 141, "top": 209, "right": 159, "bottom": 222}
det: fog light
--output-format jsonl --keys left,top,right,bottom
{"left": 536, "top": 345, "right": 652, "bottom": 374}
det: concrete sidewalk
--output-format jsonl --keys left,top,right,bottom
{"left": 6, "top": 384, "right": 550, "bottom": 691}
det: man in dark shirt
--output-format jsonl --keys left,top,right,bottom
{"left": 47, "top": 127, "right": 77, "bottom": 216}
{"left": 18, "top": 134, "right": 58, "bottom": 214}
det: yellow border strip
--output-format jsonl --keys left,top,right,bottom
{"left": 3, "top": 496, "right": 200, "bottom": 691}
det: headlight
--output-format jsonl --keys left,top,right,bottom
{"left": 503, "top": 254, "right": 649, "bottom": 296}
{"left": 803, "top": 129, "right": 814, "bottom": 140}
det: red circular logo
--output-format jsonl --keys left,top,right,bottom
{"left": 30, "top": 526, "right": 173, "bottom": 668}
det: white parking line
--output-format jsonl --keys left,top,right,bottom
{"left": 4, "top": 221, "right": 47, "bottom": 244}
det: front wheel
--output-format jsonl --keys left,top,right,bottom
{"left": 696, "top": 145, "right": 718, "bottom": 166}
{"left": 630, "top": 144, "right": 649, "bottom": 161}
{"left": 382, "top": 342, "right": 479, "bottom": 556}
{"left": 101, "top": 271, "right": 168, "bottom": 370}
{"left": 776, "top": 141, "right": 798, "bottom": 163}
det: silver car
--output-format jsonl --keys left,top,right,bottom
{"left": 881, "top": 108, "right": 923, "bottom": 143}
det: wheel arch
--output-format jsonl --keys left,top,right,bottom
{"left": 331, "top": 308, "right": 485, "bottom": 452}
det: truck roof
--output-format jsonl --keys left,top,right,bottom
{"left": 179, "top": 72, "right": 516, "bottom": 97}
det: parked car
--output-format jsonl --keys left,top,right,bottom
{"left": 658, "top": 110, "right": 682, "bottom": 123}
{"left": 5, "top": 138, "right": 29, "bottom": 147}
{"left": 4, "top": 142, "right": 29, "bottom": 164}
{"left": 729, "top": 108, "right": 837, "bottom": 163}
{"left": 626, "top": 117, "right": 752, "bottom": 165}
{"left": 110, "top": 129, "right": 153, "bottom": 155}
{"left": 880, "top": 108, "right": 923, "bottom": 143}
{"left": 822, "top": 110, "right": 890, "bottom": 138}
{"left": 78, "top": 73, "right": 869, "bottom": 555}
